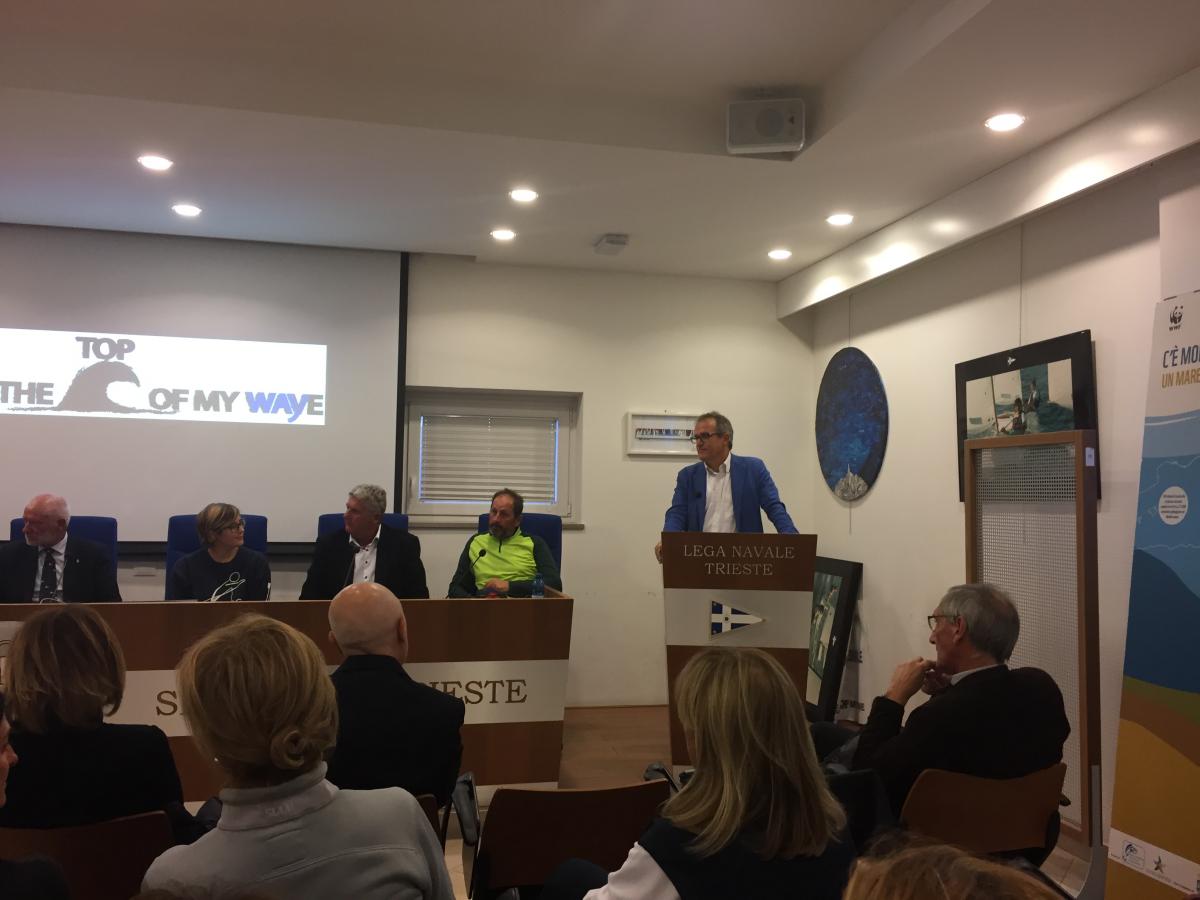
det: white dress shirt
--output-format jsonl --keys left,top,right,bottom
{"left": 702, "top": 451, "right": 735, "bottom": 533}
{"left": 949, "top": 663, "right": 1001, "bottom": 685}
{"left": 350, "top": 525, "right": 381, "bottom": 585}
{"left": 31, "top": 533, "right": 68, "bottom": 602}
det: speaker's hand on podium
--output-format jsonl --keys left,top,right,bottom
{"left": 654, "top": 541, "right": 663, "bottom": 564}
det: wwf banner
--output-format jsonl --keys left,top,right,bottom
{"left": 0, "top": 327, "right": 326, "bottom": 425}
{"left": 1107, "top": 297, "right": 1200, "bottom": 897}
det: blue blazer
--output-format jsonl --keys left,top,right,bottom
{"left": 663, "top": 454, "right": 797, "bottom": 534}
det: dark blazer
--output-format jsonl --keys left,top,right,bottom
{"left": 663, "top": 455, "right": 797, "bottom": 534}
{"left": 853, "top": 665, "right": 1071, "bottom": 815}
{"left": 326, "top": 655, "right": 465, "bottom": 807}
{"left": 639, "top": 817, "right": 854, "bottom": 900}
{"left": 0, "top": 535, "right": 121, "bottom": 603}
{"left": 0, "top": 858, "right": 71, "bottom": 900}
{"left": 299, "top": 523, "right": 428, "bottom": 600}
{"left": 0, "top": 723, "right": 184, "bottom": 830}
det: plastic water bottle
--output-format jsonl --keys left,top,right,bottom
{"left": 531, "top": 572, "right": 545, "bottom": 598}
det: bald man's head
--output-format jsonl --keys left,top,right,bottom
{"left": 328, "top": 582, "right": 408, "bottom": 662}
{"left": 23, "top": 493, "right": 70, "bottom": 547}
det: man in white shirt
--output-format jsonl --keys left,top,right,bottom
{"left": 0, "top": 493, "right": 121, "bottom": 602}
{"left": 655, "top": 411, "right": 797, "bottom": 562}
{"left": 300, "top": 484, "right": 428, "bottom": 600}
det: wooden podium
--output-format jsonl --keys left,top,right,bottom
{"left": 660, "top": 532, "right": 816, "bottom": 765}
{"left": 0, "top": 598, "right": 573, "bottom": 798}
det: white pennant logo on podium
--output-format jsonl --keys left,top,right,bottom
{"left": 709, "top": 600, "right": 765, "bottom": 637}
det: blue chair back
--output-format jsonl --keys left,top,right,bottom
{"left": 316, "top": 513, "right": 409, "bottom": 538}
{"left": 476, "top": 512, "right": 563, "bottom": 570}
{"left": 166, "top": 514, "right": 268, "bottom": 597}
{"left": 9, "top": 515, "right": 119, "bottom": 564}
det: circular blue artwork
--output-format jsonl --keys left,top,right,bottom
{"left": 815, "top": 347, "right": 889, "bottom": 500}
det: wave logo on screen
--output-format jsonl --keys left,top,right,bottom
{"left": 1, "top": 328, "right": 327, "bottom": 426}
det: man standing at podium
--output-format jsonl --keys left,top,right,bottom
{"left": 655, "top": 411, "right": 797, "bottom": 562}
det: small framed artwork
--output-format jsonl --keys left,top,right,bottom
{"left": 954, "top": 330, "right": 1099, "bottom": 500}
{"left": 806, "top": 556, "right": 863, "bottom": 724}
{"left": 626, "top": 411, "right": 699, "bottom": 456}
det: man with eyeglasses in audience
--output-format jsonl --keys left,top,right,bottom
{"left": 0, "top": 493, "right": 121, "bottom": 602}
{"left": 812, "top": 583, "right": 1070, "bottom": 817}
{"left": 655, "top": 411, "right": 797, "bottom": 563}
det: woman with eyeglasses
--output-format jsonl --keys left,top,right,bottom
{"left": 167, "top": 503, "right": 270, "bottom": 601}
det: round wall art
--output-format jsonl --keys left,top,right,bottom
{"left": 815, "top": 347, "right": 889, "bottom": 501}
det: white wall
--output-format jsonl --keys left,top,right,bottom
{"left": 406, "top": 256, "right": 814, "bottom": 706}
{"left": 791, "top": 144, "right": 1200, "bottom": 834}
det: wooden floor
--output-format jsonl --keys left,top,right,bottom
{"left": 443, "top": 705, "right": 1090, "bottom": 899}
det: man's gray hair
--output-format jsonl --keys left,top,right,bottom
{"left": 935, "top": 583, "right": 1020, "bottom": 662}
{"left": 348, "top": 483, "right": 387, "bottom": 518}
{"left": 30, "top": 493, "right": 70, "bottom": 524}
{"left": 696, "top": 411, "right": 734, "bottom": 448}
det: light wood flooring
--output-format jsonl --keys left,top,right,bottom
{"left": 442, "top": 705, "right": 1091, "bottom": 899}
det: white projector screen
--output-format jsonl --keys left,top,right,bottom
{"left": 0, "top": 224, "right": 402, "bottom": 542}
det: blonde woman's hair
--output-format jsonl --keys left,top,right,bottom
{"left": 662, "top": 647, "right": 846, "bottom": 858}
{"left": 4, "top": 604, "right": 125, "bottom": 733}
{"left": 195, "top": 502, "right": 242, "bottom": 548}
{"left": 177, "top": 614, "right": 337, "bottom": 787}
{"left": 844, "top": 840, "right": 1062, "bottom": 900}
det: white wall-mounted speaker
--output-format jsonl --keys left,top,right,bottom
{"left": 726, "top": 98, "right": 806, "bottom": 155}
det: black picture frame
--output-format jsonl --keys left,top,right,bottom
{"left": 954, "top": 329, "right": 1100, "bottom": 501}
{"left": 806, "top": 555, "right": 863, "bottom": 724}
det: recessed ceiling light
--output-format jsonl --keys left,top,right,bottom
{"left": 826, "top": 213, "right": 854, "bottom": 227}
{"left": 509, "top": 188, "right": 538, "bottom": 203}
{"left": 767, "top": 248, "right": 792, "bottom": 261}
{"left": 491, "top": 228, "right": 516, "bottom": 241}
{"left": 985, "top": 112, "right": 1025, "bottom": 132}
{"left": 172, "top": 203, "right": 202, "bottom": 217}
{"left": 137, "top": 154, "right": 174, "bottom": 172}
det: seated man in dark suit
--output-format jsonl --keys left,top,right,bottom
{"left": 825, "top": 583, "right": 1069, "bottom": 815}
{"left": 325, "top": 582, "right": 465, "bottom": 806}
{"left": 0, "top": 494, "right": 121, "bottom": 603}
{"left": 300, "top": 483, "right": 428, "bottom": 599}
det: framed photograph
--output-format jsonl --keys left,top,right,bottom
{"left": 626, "top": 411, "right": 700, "bottom": 456}
{"left": 954, "top": 330, "right": 1100, "bottom": 500}
{"left": 806, "top": 556, "right": 863, "bottom": 724}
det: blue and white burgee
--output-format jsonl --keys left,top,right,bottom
{"left": 710, "top": 601, "right": 764, "bottom": 637}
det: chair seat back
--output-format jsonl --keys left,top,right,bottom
{"left": 476, "top": 780, "right": 668, "bottom": 896}
{"left": 0, "top": 811, "right": 173, "bottom": 900}
{"left": 900, "top": 763, "right": 1067, "bottom": 854}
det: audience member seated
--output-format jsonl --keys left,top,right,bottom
{"left": 0, "top": 691, "right": 71, "bottom": 900}
{"left": 447, "top": 488, "right": 562, "bottom": 597}
{"left": 326, "top": 583, "right": 465, "bottom": 806}
{"left": 814, "top": 583, "right": 1070, "bottom": 817}
{"left": 0, "top": 605, "right": 194, "bottom": 842}
{"left": 843, "top": 837, "right": 1062, "bottom": 900}
{"left": 300, "top": 484, "right": 429, "bottom": 600}
{"left": 167, "top": 502, "right": 271, "bottom": 601}
{"left": 0, "top": 493, "right": 121, "bottom": 602}
{"left": 542, "top": 647, "right": 853, "bottom": 900}
{"left": 141, "top": 614, "right": 453, "bottom": 900}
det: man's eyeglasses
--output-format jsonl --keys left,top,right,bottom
{"left": 690, "top": 431, "right": 725, "bottom": 444}
{"left": 927, "top": 614, "right": 958, "bottom": 630}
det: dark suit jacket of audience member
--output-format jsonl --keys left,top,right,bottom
{"left": 0, "top": 723, "right": 189, "bottom": 838}
{"left": 0, "top": 858, "right": 70, "bottom": 900}
{"left": 326, "top": 655, "right": 465, "bottom": 807}
{"left": 853, "top": 665, "right": 1070, "bottom": 815}
{"left": 299, "top": 524, "right": 429, "bottom": 600}
{"left": 0, "top": 536, "right": 122, "bottom": 602}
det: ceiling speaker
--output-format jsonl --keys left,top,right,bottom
{"left": 726, "top": 98, "right": 806, "bottom": 155}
